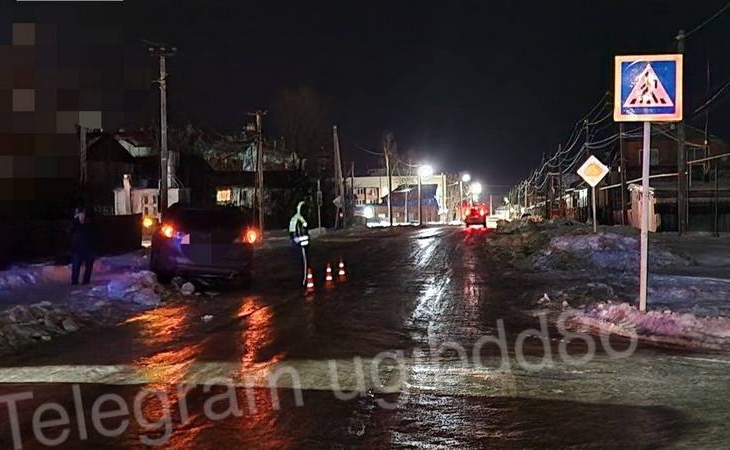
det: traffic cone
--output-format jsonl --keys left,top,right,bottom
{"left": 325, "top": 263, "right": 334, "bottom": 282}
{"left": 337, "top": 259, "right": 346, "bottom": 278}
{"left": 305, "top": 268, "right": 315, "bottom": 293}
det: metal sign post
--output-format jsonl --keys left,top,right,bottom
{"left": 591, "top": 186, "right": 597, "bottom": 233}
{"left": 614, "top": 54, "right": 683, "bottom": 312}
{"left": 577, "top": 155, "right": 609, "bottom": 234}
{"left": 639, "top": 122, "right": 651, "bottom": 311}
{"left": 316, "top": 179, "right": 323, "bottom": 230}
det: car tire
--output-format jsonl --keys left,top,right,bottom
{"left": 150, "top": 252, "right": 173, "bottom": 284}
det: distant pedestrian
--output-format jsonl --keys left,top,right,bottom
{"left": 70, "top": 207, "right": 95, "bottom": 285}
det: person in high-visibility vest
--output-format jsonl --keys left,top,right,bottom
{"left": 289, "top": 200, "right": 310, "bottom": 286}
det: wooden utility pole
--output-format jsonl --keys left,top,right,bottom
{"left": 619, "top": 123, "right": 628, "bottom": 225}
{"left": 333, "top": 125, "right": 345, "bottom": 228}
{"left": 383, "top": 132, "right": 396, "bottom": 226}
{"left": 557, "top": 145, "right": 564, "bottom": 218}
{"left": 79, "top": 125, "right": 87, "bottom": 188}
{"left": 677, "top": 29, "right": 687, "bottom": 234}
{"left": 350, "top": 161, "right": 355, "bottom": 218}
{"left": 248, "top": 110, "right": 267, "bottom": 236}
{"left": 584, "top": 120, "right": 591, "bottom": 223}
{"left": 148, "top": 43, "right": 176, "bottom": 213}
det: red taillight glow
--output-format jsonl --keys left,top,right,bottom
{"left": 479, "top": 209, "right": 486, "bottom": 216}
{"left": 245, "top": 229, "right": 259, "bottom": 244}
{"left": 161, "top": 224, "right": 175, "bottom": 238}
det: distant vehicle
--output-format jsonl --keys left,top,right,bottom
{"left": 150, "top": 205, "right": 257, "bottom": 285}
{"left": 464, "top": 206, "right": 488, "bottom": 228}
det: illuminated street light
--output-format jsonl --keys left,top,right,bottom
{"left": 418, "top": 164, "right": 434, "bottom": 178}
{"left": 459, "top": 173, "right": 471, "bottom": 219}
{"left": 470, "top": 182, "right": 483, "bottom": 195}
{"left": 417, "top": 164, "right": 434, "bottom": 226}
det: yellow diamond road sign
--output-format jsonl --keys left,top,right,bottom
{"left": 577, "top": 155, "right": 609, "bottom": 187}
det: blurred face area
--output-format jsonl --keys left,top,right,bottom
{"left": 76, "top": 210, "right": 86, "bottom": 223}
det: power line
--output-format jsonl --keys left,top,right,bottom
{"left": 692, "top": 77, "right": 730, "bottom": 116}
{"left": 684, "top": 0, "right": 730, "bottom": 39}
{"left": 351, "top": 142, "right": 384, "bottom": 156}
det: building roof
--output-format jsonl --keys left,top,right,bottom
{"left": 114, "top": 129, "right": 156, "bottom": 148}
{"left": 87, "top": 133, "right": 135, "bottom": 163}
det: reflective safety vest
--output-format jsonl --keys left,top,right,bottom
{"left": 289, "top": 201, "right": 309, "bottom": 247}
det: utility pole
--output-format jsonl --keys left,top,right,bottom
{"left": 79, "top": 125, "right": 87, "bottom": 189}
{"left": 248, "top": 110, "right": 267, "bottom": 236}
{"left": 333, "top": 125, "right": 345, "bottom": 228}
{"left": 148, "top": 44, "right": 176, "bottom": 213}
{"left": 350, "top": 161, "right": 355, "bottom": 221}
{"left": 383, "top": 132, "right": 396, "bottom": 226}
{"left": 619, "top": 122, "right": 628, "bottom": 225}
{"left": 557, "top": 144, "right": 564, "bottom": 218}
{"left": 544, "top": 176, "right": 551, "bottom": 219}
{"left": 583, "top": 120, "right": 590, "bottom": 223}
{"left": 417, "top": 174, "right": 423, "bottom": 226}
{"left": 677, "top": 29, "right": 687, "bottom": 234}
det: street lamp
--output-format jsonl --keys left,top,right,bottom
{"left": 459, "top": 173, "right": 471, "bottom": 219}
{"left": 417, "top": 164, "right": 434, "bottom": 226}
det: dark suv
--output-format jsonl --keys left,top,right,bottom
{"left": 150, "top": 205, "right": 256, "bottom": 284}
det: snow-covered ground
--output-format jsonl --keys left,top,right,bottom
{"left": 493, "top": 220, "right": 730, "bottom": 350}
{"left": 0, "top": 251, "right": 169, "bottom": 355}
{"left": 0, "top": 251, "right": 149, "bottom": 293}
{"left": 566, "top": 302, "right": 730, "bottom": 350}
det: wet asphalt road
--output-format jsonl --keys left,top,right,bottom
{"left": 0, "top": 226, "right": 729, "bottom": 449}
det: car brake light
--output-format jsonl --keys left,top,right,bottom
{"left": 245, "top": 228, "right": 259, "bottom": 244}
{"left": 161, "top": 224, "right": 175, "bottom": 238}
{"left": 479, "top": 209, "right": 486, "bottom": 216}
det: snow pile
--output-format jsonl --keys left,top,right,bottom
{"left": 0, "top": 252, "right": 149, "bottom": 292}
{"left": 100, "top": 270, "right": 161, "bottom": 307}
{"left": 648, "top": 275, "right": 730, "bottom": 317}
{"left": 568, "top": 302, "right": 730, "bottom": 349}
{"left": 532, "top": 232, "right": 692, "bottom": 272}
{"left": 0, "top": 301, "right": 87, "bottom": 353}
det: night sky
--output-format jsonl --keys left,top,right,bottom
{"left": 7, "top": 0, "right": 730, "bottom": 190}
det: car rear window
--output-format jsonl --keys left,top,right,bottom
{"left": 166, "top": 208, "right": 245, "bottom": 231}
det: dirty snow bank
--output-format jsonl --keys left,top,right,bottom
{"left": 567, "top": 302, "right": 730, "bottom": 350}
{"left": 0, "top": 302, "right": 89, "bottom": 352}
{"left": 0, "top": 252, "right": 149, "bottom": 291}
{"left": 0, "top": 270, "right": 171, "bottom": 356}
{"left": 532, "top": 232, "right": 692, "bottom": 272}
{"left": 90, "top": 270, "right": 163, "bottom": 307}
{"left": 490, "top": 219, "right": 692, "bottom": 274}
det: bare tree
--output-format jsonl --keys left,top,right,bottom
{"left": 271, "top": 86, "right": 329, "bottom": 169}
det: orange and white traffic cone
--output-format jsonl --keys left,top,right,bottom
{"left": 337, "top": 259, "right": 346, "bottom": 278}
{"left": 305, "top": 268, "right": 315, "bottom": 294}
{"left": 325, "top": 263, "right": 334, "bottom": 283}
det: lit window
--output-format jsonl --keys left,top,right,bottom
{"left": 217, "top": 189, "right": 232, "bottom": 203}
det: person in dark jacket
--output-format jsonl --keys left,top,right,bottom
{"left": 70, "top": 207, "right": 95, "bottom": 285}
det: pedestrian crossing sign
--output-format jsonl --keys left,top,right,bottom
{"left": 614, "top": 54, "right": 683, "bottom": 122}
